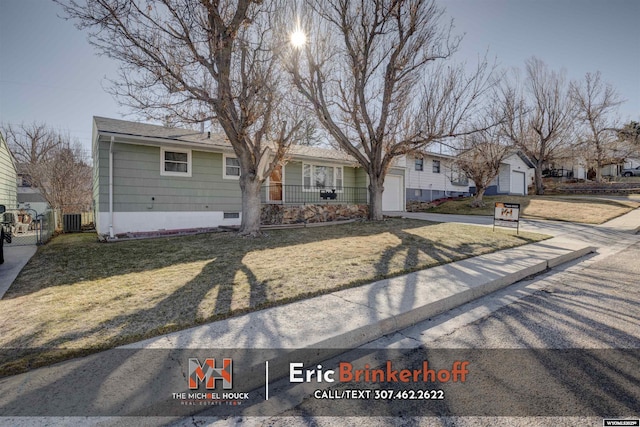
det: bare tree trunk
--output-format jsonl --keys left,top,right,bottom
{"left": 471, "top": 186, "right": 486, "bottom": 208}
{"left": 368, "top": 178, "right": 384, "bottom": 221}
{"left": 534, "top": 165, "right": 544, "bottom": 195}
{"left": 239, "top": 176, "right": 263, "bottom": 237}
{"left": 595, "top": 145, "right": 604, "bottom": 182}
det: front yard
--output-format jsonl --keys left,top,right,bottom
{"left": 422, "top": 195, "right": 639, "bottom": 224}
{"left": 0, "top": 219, "right": 547, "bottom": 376}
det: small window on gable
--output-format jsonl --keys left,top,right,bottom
{"left": 161, "top": 148, "right": 192, "bottom": 177}
{"left": 223, "top": 154, "right": 241, "bottom": 179}
{"left": 415, "top": 158, "right": 424, "bottom": 171}
{"left": 433, "top": 160, "right": 441, "bottom": 174}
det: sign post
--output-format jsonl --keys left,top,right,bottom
{"left": 493, "top": 202, "right": 520, "bottom": 234}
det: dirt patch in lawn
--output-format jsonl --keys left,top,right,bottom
{"left": 0, "top": 219, "right": 547, "bottom": 376}
{"left": 423, "top": 196, "right": 639, "bottom": 224}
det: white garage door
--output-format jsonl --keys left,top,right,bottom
{"left": 511, "top": 171, "right": 526, "bottom": 195}
{"left": 382, "top": 175, "right": 403, "bottom": 211}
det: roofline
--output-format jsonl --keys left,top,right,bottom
{"left": 97, "top": 130, "right": 360, "bottom": 165}
{"left": 0, "top": 131, "right": 18, "bottom": 173}
{"left": 96, "top": 131, "right": 233, "bottom": 153}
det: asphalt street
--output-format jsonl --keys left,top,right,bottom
{"left": 188, "top": 238, "right": 640, "bottom": 426}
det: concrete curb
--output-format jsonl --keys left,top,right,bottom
{"left": 308, "top": 245, "right": 595, "bottom": 352}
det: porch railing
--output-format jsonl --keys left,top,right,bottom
{"left": 261, "top": 185, "right": 368, "bottom": 205}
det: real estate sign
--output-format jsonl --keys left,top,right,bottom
{"left": 494, "top": 202, "right": 520, "bottom": 233}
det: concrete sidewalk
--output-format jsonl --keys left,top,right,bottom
{"left": 124, "top": 236, "right": 593, "bottom": 350}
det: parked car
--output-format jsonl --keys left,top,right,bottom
{"left": 621, "top": 166, "right": 640, "bottom": 177}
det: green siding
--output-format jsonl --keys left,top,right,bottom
{"left": 0, "top": 134, "right": 17, "bottom": 209}
{"left": 98, "top": 141, "right": 241, "bottom": 212}
{"left": 355, "top": 168, "right": 368, "bottom": 188}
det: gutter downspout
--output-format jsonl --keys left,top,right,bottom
{"left": 109, "top": 136, "right": 114, "bottom": 238}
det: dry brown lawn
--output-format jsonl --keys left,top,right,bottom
{"left": 0, "top": 219, "right": 547, "bottom": 376}
{"left": 425, "top": 195, "right": 639, "bottom": 224}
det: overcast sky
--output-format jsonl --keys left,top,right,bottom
{"left": 1, "top": 0, "right": 639, "bottom": 155}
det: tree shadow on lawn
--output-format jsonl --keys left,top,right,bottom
{"left": 0, "top": 219, "right": 543, "bottom": 377}
{"left": 365, "top": 228, "right": 542, "bottom": 324}
{"left": 3, "top": 219, "right": 437, "bottom": 299}
{"left": 0, "top": 219, "right": 446, "bottom": 373}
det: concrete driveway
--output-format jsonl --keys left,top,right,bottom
{"left": 0, "top": 245, "right": 37, "bottom": 299}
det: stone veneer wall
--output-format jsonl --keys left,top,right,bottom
{"left": 261, "top": 204, "right": 369, "bottom": 225}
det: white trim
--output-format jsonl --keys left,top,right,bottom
{"left": 223, "top": 153, "right": 241, "bottom": 180}
{"left": 160, "top": 147, "right": 192, "bottom": 177}
{"left": 97, "top": 211, "right": 241, "bottom": 235}
{"left": 302, "top": 162, "right": 344, "bottom": 192}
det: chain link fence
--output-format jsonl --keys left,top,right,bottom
{"left": 1, "top": 208, "right": 51, "bottom": 246}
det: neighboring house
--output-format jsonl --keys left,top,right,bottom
{"left": 0, "top": 132, "right": 18, "bottom": 210}
{"left": 93, "top": 117, "right": 405, "bottom": 236}
{"left": 546, "top": 160, "right": 588, "bottom": 180}
{"left": 16, "top": 170, "right": 50, "bottom": 214}
{"left": 479, "top": 152, "right": 535, "bottom": 196}
{"left": 405, "top": 152, "right": 470, "bottom": 202}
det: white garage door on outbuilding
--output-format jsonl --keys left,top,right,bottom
{"left": 510, "top": 170, "right": 526, "bottom": 195}
{"left": 382, "top": 174, "right": 404, "bottom": 211}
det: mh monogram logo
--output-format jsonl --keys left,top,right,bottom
{"left": 188, "top": 358, "right": 233, "bottom": 390}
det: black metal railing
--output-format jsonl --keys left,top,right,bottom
{"left": 261, "top": 185, "right": 368, "bottom": 205}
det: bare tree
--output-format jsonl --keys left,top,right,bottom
{"left": 1, "top": 122, "right": 64, "bottom": 168}
{"left": 570, "top": 72, "right": 625, "bottom": 182}
{"left": 285, "top": 0, "right": 494, "bottom": 220}
{"left": 56, "top": 0, "right": 302, "bottom": 236}
{"left": 455, "top": 128, "right": 513, "bottom": 208}
{"left": 503, "top": 57, "right": 574, "bottom": 194}
{"left": 2, "top": 122, "right": 92, "bottom": 213}
{"left": 36, "top": 143, "right": 93, "bottom": 213}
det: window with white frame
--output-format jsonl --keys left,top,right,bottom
{"left": 161, "top": 147, "right": 191, "bottom": 177}
{"left": 450, "top": 165, "right": 469, "bottom": 186}
{"left": 432, "top": 160, "right": 441, "bottom": 174}
{"left": 415, "top": 158, "right": 424, "bottom": 171}
{"left": 303, "top": 163, "right": 344, "bottom": 191}
{"left": 223, "top": 154, "right": 241, "bottom": 179}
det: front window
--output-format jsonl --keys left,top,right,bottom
{"left": 415, "top": 158, "right": 424, "bottom": 171}
{"left": 223, "top": 154, "right": 241, "bottom": 179}
{"left": 161, "top": 148, "right": 191, "bottom": 177}
{"left": 433, "top": 160, "right": 441, "bottom": 174}
{"left": 303, "top": 163, "right": 344, "bottom": 191}
{"left": 314, "top": 166, "right": 334, "bottom": 188}
{"left": 450, "top": 166, "right": 469, "bottom": 186}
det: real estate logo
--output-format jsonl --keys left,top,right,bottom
{"left": 172, "top": 357, "right": 248, "bottom": 407}
{"left": 188, "top": 358, "right": 233, "bottom": 389}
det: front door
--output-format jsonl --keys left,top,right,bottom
{"left": 269, "top": 165, "right": 283, "bottom": 202}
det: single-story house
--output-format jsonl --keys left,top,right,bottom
{"left": 403, "top": 150, "right": 534, "bottom": 202}
{"left": 92, "top": 117, "right": 407, "bottom": 236}
{"left": 0, "top": 132, "right": 18, "bottom": 210}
